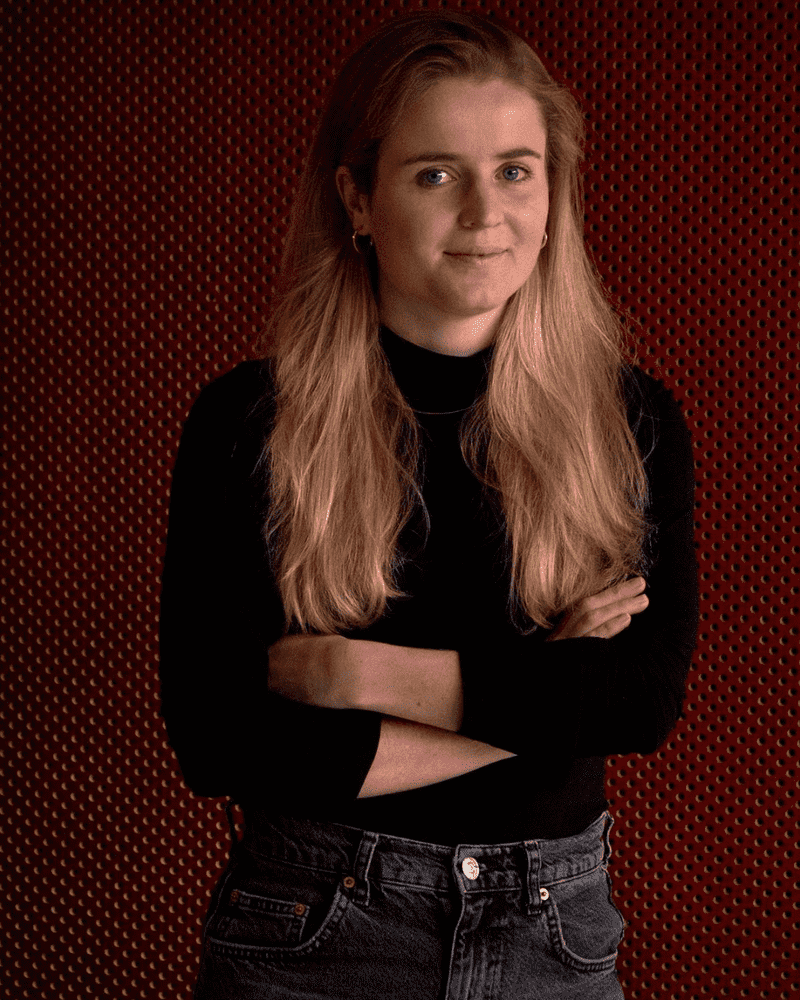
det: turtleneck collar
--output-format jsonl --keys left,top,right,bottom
{"left": 378, "top": 324, "right": 494, "bottom": 414}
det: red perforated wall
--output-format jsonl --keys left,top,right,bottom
{"left": 2, "top": 2, "right": 798, "bottom": 997}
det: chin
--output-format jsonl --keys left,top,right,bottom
{"left": 449, "top": 290, "right": 516, "bottom": 315}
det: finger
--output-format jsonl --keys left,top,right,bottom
{"left": 608, "top": 591, "right": 649, "bottom": 619}
{"left": 546, "top": 582, "right": 649, "bottom": 642}
{"left": 580, "top": 592, "right": 648, "bottom": 633}
{"left": 584, "top": 612, "right": 632, "bottom": 639}
{"left": 583, "top": 576, "right": 646, "bottom": 611}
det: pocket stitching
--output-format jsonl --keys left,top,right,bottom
{"left": 232, "top": 889, "right": 309, "bottom": 919}
{"left": 222, "top": 889, "right": 310, "bottom": 944}
{"left": 206, "top": 882, "right": 350, "bottom": 962}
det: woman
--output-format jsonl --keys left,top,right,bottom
{"left": 159, "top": 11, "right": 698, "bottom": 999}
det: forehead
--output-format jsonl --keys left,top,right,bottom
{"left": 386, "top": 77, "right": 546, "bottom": 157}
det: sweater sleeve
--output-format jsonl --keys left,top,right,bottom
{"left": 158, "top": 363, "right": 383, "bottom": 806}
{"left": 457, "top": 370, "right": 700, "bottom": 760}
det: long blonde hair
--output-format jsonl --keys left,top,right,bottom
{"left": 259, "top": 11, "right": 650, "bottom": 636}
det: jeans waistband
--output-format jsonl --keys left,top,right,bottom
{"left": 236, "top": 806, "right": 613, "bottom": 910}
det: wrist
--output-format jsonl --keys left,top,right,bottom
{"left": 350, "top": 640, "right": 463, "bottom": 732}
{"left": 331, "top": 634, "right": 364, "bottom": 710}
{"left": 345, "top": 638, "right": 394, "bottom": 714}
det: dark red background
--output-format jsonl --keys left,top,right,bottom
{"left": 2, "top": 1, "right": 798, "bottom": 997}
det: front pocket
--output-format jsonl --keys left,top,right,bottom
{"left": 205, "top": 851, "right": 351, "bottom": 960}
{"left": 542, "top": 865, "right": 625, "bottom": 973}
{"left": 215, "top": 888, "right": 310, "bottom": 946}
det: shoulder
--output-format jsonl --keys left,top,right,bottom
{"left": 184, "top": 359, "right": 275, "bottom": 436}
{"left": 622, "top": 364, "right": 696, "bottom": 510}
{"left": 191, "top": 359, "right": 274, "bottom": 417}
{"left": 622, "top": 364, "right": 693, "bottom": 459}
{"left": 175, "top": 359, "right": 275, "bottom": 468}
{"left": 622, "top": 364, "right": 688, "bottom": 425}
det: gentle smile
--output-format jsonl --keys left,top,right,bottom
{"left": 445, "top": 251, "right": 506, "bottom": 258}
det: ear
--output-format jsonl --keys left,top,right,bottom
{"left": 335, "top": 166, "right": 371, "bottom": 234}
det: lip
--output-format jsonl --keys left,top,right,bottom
{"left": 445, "top": 250, "right": 506, "bottom": 258}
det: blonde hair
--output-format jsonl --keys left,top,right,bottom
{"left": 259, "top": 11, "right": 650, "bottom": 636}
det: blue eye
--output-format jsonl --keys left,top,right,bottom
{"left": 420, "top": 169, "right": 449, "bottom": 186}
{"left": 418, "top": 165, "right": 532, "bottom": 187}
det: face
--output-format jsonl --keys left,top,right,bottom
{"left": 338, "top": 76, "right": 549, "bottom": 353}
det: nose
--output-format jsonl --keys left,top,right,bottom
{"left": 458, "top": 176, "right": 503, "bottom": 229}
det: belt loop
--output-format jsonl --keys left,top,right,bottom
{"left": 351, "top": 830, "right": 379, "bottom": 907}
{"left": 602, "top": 810, "right": 614, "bottom": 867}
{"left": 524, "top": 840, "right": 541, "bottom": 916}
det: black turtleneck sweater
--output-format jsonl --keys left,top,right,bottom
{"left": 159, "top": 326, "right": 698, "bottom": 844}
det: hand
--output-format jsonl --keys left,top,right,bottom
{"left": 267, "top": 633, "right": 355, "bottom": 709}
{"left": 545, "top": 577, "right": 649, "bottom": 641}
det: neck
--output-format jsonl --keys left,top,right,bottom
{"left": 378, "top": 302, "right": 504, "bottom": 358}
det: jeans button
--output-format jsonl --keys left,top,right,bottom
{"left": 461, "top": 857, "right": 480, "bottom": 880}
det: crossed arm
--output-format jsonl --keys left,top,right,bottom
{"left": 267, "top": 635, "right": 515, "bottom": 797}
{"left": 267, "top": 577, "right": 649, "bottom": 797}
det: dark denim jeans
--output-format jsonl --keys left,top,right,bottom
{"left": 193, "top": 806, "right": 626, "bottom": 999}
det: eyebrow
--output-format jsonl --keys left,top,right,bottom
{"left": 401, "top": 147, "right": 543, "bottom": 167}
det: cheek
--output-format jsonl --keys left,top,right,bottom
{"left": 372, "top": 203, "right": 412, "bottom": 250}
{"left": 375, "top": 208, "right": 439, "bottom": 262}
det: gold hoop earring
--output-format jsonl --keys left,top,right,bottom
{"left": 352, "top": 228, "right": 374, "bottom": 255}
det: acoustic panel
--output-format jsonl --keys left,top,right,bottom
{"left": 2, "top": 1, "right": 797, "bottom": 997}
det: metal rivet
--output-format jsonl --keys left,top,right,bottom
{"left": 540, "top": 887, "right": 550, "bottom": 901}
{"left": 343, "top": 875, "right": 356, "bottom": 889}
{"left": 293, "top": 902, "right": 306, "bottom": 916}
{"left": 230, "top": 889, "right": 240, "bottom": 904}
{"left": 461, "top": 857, "right": 480, "bottom": 880}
